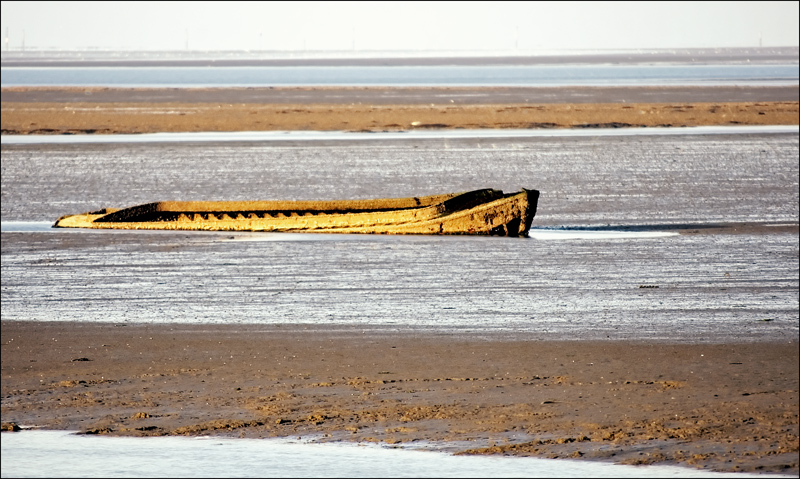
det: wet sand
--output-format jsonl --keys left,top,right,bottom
{"left": 1, "top": 322, "right": 797, "bottom": 474}
{"left": 2, "top": 86, "right": 798, "bottom": 135}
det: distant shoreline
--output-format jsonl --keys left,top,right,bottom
{"left": 3, "top": 85, "right": 798, "bottom": 104}
{"left": 1, "top": 46, "right": 797, "bottom": 67}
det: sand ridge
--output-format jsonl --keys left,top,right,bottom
{"left": 2, "top": 100, "right": 797, "bottom": 135}
{"left": 2, "top": 85, "right": 798, "bottom": 135}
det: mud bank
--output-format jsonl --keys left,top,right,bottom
{"left": 2, "top": 86, "right": 797, "bottom": 135}
{"left": 2, "top": 100, "right": 796, "bottom": 135}
{"left": 1, "top": 322, "right": 797, "bottom": 474}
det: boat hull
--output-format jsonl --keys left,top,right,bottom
{"left": 53, "top": 189, "right": 539, "bottom": 237}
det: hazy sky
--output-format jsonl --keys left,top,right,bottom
{"left": 2, "top": 1, "right": 799, "bottom": 52}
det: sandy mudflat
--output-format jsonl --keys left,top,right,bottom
{"left": 1, "top": 321, "right": 797, "bottom": 474}
{"left": 2, "top": 84, "right": 798, "bottom": 474}
{"left": 1, "top": 86, "right": 797, "bottom": 135}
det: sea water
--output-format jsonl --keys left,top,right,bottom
{"left": 1, "top": 63, "right": 798, "bottom": 87}
{"left": 2, "top": 130, "right": 797, "bottom": 341}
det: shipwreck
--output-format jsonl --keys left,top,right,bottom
{"left": 53, "top": 188, "right": 539, "bottom": 237}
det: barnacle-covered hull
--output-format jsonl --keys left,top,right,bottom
{"left": 53, "top": 189, "right": 539, "bottom": 237}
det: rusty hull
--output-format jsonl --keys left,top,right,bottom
{"left": 53, "top": 189, "right": 539, "bottom": 237}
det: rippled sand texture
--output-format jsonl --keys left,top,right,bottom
{"left": 1, "top": 323, "right": 798, "bottom": 474}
